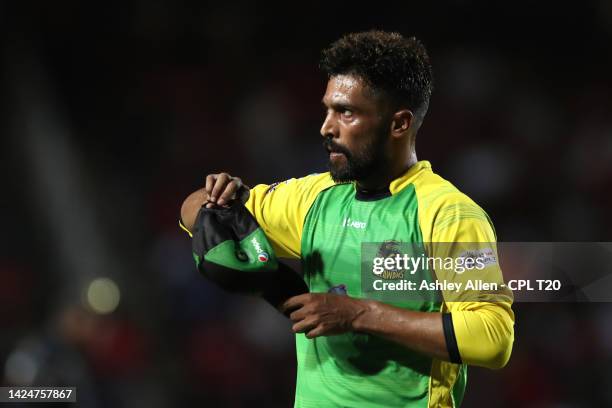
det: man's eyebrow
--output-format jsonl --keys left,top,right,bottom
{"left": 321, "top": 99, "right": 356, "bottom": 110}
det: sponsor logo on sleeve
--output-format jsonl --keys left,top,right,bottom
{"left": 251, "top": 237, "right": 269, "bottom": 263}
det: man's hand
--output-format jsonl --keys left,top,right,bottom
{"left": 204, "top": 173, "right": 249, "bottom": 208}
{"left": 180, "top": 172, "right": 250, "bottom": 231}
{"left": 281, "top": 293, "right": 370, "bottom": 339}
{"left": 282, "top": 293, "right": 453, "bottom": 361}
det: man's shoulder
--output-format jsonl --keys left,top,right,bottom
{"left": 249, "top": 172, "right": 339, "bottom": 212}
{"left": 264, "top": 172, "right": 336, "bottom": 197}
{"left": 413, "top": 168, "right": 483, "bottom": 214}
{"left": 296, "top": 172, "right": 336, "bottom": 190}
{"left": 413, "top": 168, "right": 495, "bottom": 241}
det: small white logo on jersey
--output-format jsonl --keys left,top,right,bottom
{"left": 342, "top": 217, "right": 367, "bottom": 229}
{"left": 251, "top": 237, "right": 263, "bottom": 253}
{"left": 251, "top": 237, "right": 269, "bottom": 263}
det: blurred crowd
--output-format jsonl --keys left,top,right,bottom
{"left": 1, "top": 1, "right": 611, "bottom": 407}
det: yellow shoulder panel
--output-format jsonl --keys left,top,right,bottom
{"left": 245, "top": 173, "right": 335, "bottom": 259}
{"left": 411, "top": 167, "right": 492, "bottom": 243}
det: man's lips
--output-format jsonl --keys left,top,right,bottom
{"left": 326, "top": 146, "right": 348, "bottom": 156}
{"left": 323, "top": 138, "right": 349, "bottom": 156}
{"left": 329, "top": 152, "right": 346, "bottom": 160}
{"left": 324, "top": 139, "right": 349, "bottom": 160}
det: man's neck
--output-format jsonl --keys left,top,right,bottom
{"left": 356, "top": 155, "right": 418, "bottom": 191}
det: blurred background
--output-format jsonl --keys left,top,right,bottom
{"left": 1, "top": 1, "right": 612, "bottom": 407}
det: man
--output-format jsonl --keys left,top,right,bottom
{"left": 180, "top": 31, "right": 514, "bottom": 407}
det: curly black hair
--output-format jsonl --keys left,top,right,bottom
{"left": 320, "top": 30, "right": 433, "bottom": 124}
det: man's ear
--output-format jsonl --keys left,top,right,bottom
{"left": 390, "top": 109, "right": 414, "bottom": 138}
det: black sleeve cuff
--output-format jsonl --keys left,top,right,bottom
{"left": 442, "top": 313, "right": 462, "bottom": 364}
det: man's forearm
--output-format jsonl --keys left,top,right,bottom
{"left": 181, "top": 188, "right": 208, "bottom": 231}
{"left": 353, "top": 299, "right": 451, "bottom": 361}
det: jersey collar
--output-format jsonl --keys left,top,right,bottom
{"left": 389, "top": 160, "right": 432, "bottom": 195}
{"left": 353, "top": 160, "right": 432, "bottom": 201}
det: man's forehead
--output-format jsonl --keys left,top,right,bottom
{"left": 322, "top": 74, "right": 368, "bottom": 104}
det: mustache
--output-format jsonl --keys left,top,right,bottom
{"left": 323, "top": 138, "right": 351, "bottom": 158}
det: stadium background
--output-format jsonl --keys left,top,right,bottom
{"left": 1, "top": 1, "right": 611, "bottom": 406}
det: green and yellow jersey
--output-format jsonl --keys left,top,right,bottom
{"left": 185, "top": 160, "right": 515, "bottom": 407}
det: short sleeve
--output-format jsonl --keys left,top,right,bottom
{"left": 415, "top": 180, "right": 515, "bottom": 369}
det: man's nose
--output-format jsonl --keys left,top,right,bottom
{"left": 320, "top": 112, "right": 337, "bottom": 138}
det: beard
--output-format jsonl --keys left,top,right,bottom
{"left": 323, "top": 129, "right": 388, "bottom": 183}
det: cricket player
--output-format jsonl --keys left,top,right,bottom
{"left": 180, "top": 30, "right": 514, "bottom": 407}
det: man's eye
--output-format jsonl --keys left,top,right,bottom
{"left": 341, "top": 109, "right": 353, "bottom": 118}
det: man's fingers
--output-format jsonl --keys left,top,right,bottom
{"left": 289, "top": 307, "right": 308, "bottom": 323}
{"left": 209, "top": 173, "right": 231, "bottom": 203}
{"left": 281, "top": 293, "right": 311, "bottom": 314}
{"left": 217, "top": 178, "right": 243, "bottom": 206}
{"left": 305, "top": 325, "right": 325, "bottom": 339}
{"left": 205, "top": 174, "right": 217, "bottom": 197}
{"left": 203, "top": 173, "right": 250, "bottom": 208}
{"left": 205, "top": 174, "right": 218, "bottom": 208}
{"left": 292, "top": 316, "right": 318, "bottom": 334}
